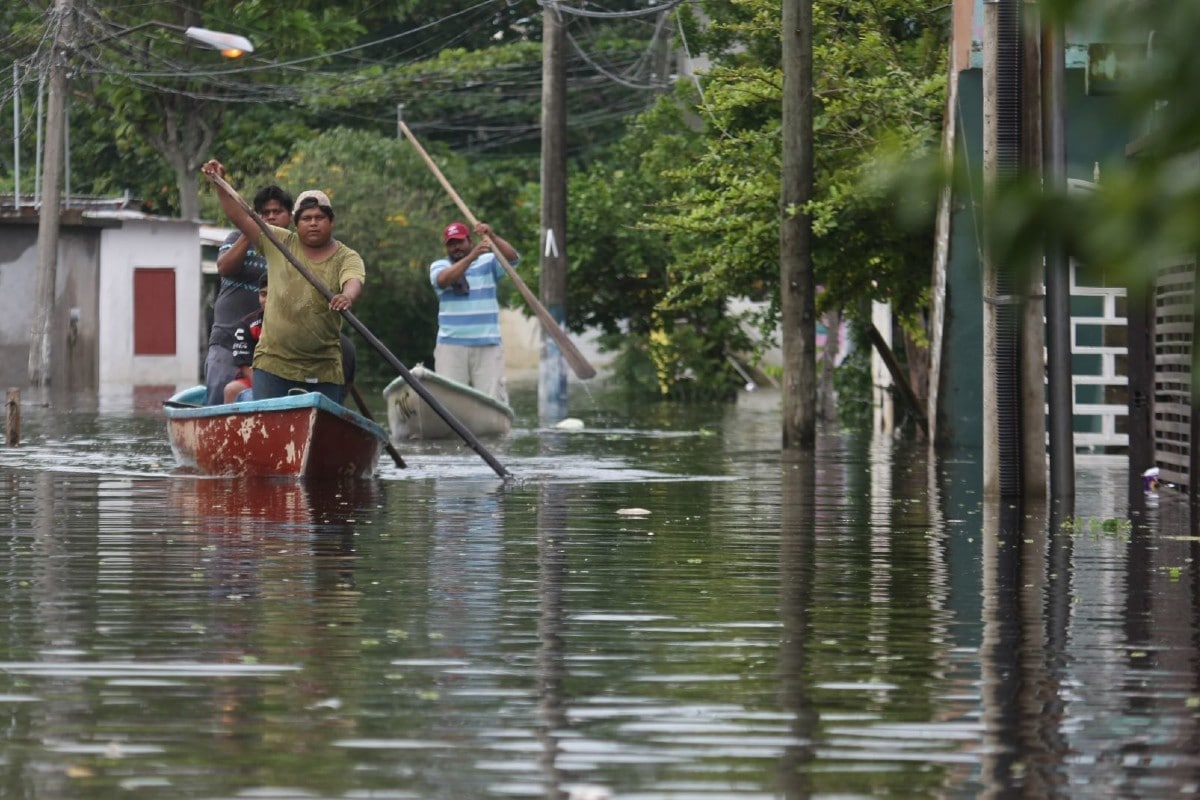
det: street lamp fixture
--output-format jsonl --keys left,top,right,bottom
{"left": 83, "top": 21, "right": 255, "bottom": 59}
{"left": 184, "top": 27, "right": 254, "bottom": 58}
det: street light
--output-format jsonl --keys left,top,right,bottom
{"left": 28, "top": 6, "right": 253, "bottom": 389}
{"left": 79, "top": 22, "right": 255, "bottom": 57}
{"left": 185, "top": 27, "right": 254, "bottom": 58}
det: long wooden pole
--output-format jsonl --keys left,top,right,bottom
{"left": 348, "top": 383, "right": 406, "bottom": 470}
{"left": 397, "top": 120, "right": 597, "bottom": 380}
{"left": 203, "top": 171, "right": 511, "bottom": 480}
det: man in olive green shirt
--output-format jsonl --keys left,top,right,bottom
{"left": 202, "top": 160, "right": 364, "bottom": 404}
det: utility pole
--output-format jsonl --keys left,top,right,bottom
{"left": 539, "top": 1, "right": 568, "bottom": 423}
{"left": 981, "top": 0, "right": 1025, "bottom": 501}
{"left": 11, "top": 64, "right": 19, "bottom": 207}
{"left": 1042, "top": 14, "right": 1075, "bottom": 510}
{"left": 29, "top": 0, "right": 72, "bottom": 389}
{"left": 780, "top": 0, "right": 816, "bottom": 451}
{"left": 1022, "top": 3, "right": 1048, "bottom": 503}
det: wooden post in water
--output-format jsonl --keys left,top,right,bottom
{"left": 6, "top": 388, "right": 19, "bottom": 446}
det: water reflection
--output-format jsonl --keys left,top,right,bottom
{"left": 778, "top": 456, "right": 816, "bottom": 798}
{"left": 975, "top": 469, "right": 1200, "bottom": 798}
{"left": 536, "top": 483, "right": 570, "bottom": 800}
{"left": 1, "top": 389, "right": 1200, "bottom": 796}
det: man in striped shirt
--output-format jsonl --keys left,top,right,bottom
{"left": 429, "top": 221, "right": 519, "bottom": 405}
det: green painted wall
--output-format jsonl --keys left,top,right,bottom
{"left": 939, "top": 67, "right": 1138, "bottom": 447}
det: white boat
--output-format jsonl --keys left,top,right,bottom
{"left": 383, "top": 365, "right": 515, "bottom": 441}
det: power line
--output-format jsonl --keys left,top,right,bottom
{"left": 5, "top": 1, "right": 676, "bottom": 159}
{"left": 565, "top": 10, "right": 673, "bottom": 91}
{"left": 538, "top": 0, "right": 686, "bottom": 20}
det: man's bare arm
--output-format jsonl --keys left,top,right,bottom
{"left": 201, "top": 160, "right": 260, "bottom": 248}
{"left": 331, "top": 278, "right": 363, "bottom": 312}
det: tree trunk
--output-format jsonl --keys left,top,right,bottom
{"left": 144, "top": 93, "right": 218, "bottom": 220}
{"left": 780, "top": 0, "right": 816, "bottom": 451}
{"left": 175, "top": 162, "right": 200, "bottom": 222}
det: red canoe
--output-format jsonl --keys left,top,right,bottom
{"left": 163, "top": 385, "right": 387, "bottom": 479}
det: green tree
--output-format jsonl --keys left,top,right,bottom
{"left": 3, "top": 0, "right": 417, "bottom": 217}
{"left": 77, "top": 1, "right": 371, "bottom": 220}
{"left": 558, "top": 89, "right": 750, "bottom": 398}
{"left": 563, "top": 0, "right": 947, "bottom": 399}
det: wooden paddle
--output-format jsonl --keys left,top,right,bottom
{"left": 347, "top": 383, "right": 407, "bottom": 470}
{"left": 397, "top": 120, "right": 597, "bottom": 381}
{"left": 202, "top": 169, "right": 511, "bottom": 480}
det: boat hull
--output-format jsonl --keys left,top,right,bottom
{"left": 383, "top": 365, "right": 514, "bottom": 441}
{"left": 164, "top": 386, "right": 385, "bottom": 478}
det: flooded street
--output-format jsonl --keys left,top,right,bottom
{"left": 1, "top": 383, "right": 1198, "bottom": 799}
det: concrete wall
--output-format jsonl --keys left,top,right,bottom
{"left": 57, "top": 225, "right": 102, "bottom": 393}
{"left": 0, "top": 223, "right": 39, "bottom": 388}
{"left": 498, "top": 309, "right": 613, "bottom": 383}
{"left": 0, "top": 215, "right": 105, "bottom": 392}
{"left": 97, "top": 216, "right": 201, "bottom": 386}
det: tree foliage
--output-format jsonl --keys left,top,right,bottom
{"left": 3, "top": 0, "right": 960, "bottom": 405}
{"left": 986, "top": 2, "right": 1200, "bottom": 291}
{"left": 561, "top": 0, "right": 948, "bottom": 398}
{"left": 665, "top": 0, "right": 946, "bottom": 330}
{"left": 3, "top": 0, "right": 667, "bottom": 214}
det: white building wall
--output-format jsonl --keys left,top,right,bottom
{"left": 872, "top": 301, "right": 894, "bottom": 435}
{"left": 97, "top": 217, "right": 201, "bottom": 386}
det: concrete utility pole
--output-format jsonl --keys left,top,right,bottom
{"left": 29, "top": 0, "right": 73, "bottom": 389}
{"left": 1022, "top": 3, "right": 1048, "bottom": 503}
{"left": 539, "top": 1, "right": 569, "bottom": 422}
{"left": 780, "top": 0, "right": 816, "bottom": 451}
{"left": 11, "top": 64, "right": 20, "bottom": 206}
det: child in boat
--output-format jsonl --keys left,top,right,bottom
{"left": 222, "top": 272, "right": 268, "bottom": 403}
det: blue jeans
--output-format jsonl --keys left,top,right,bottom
{"left": 252, "top": 368, "right": 344, "bottom": 405}
{"left": 204, "top": 345, "right": 238, "bottom": 405}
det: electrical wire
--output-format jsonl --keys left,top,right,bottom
{"left": 675, "top": 8, "right": 727, "bottom": 136}
{"left": 5, "top": 0, "right": 676, "bottom": 155}
{"left": 564, "top": 10, "right": 673, "bottom": 91}
{"left": 537, "top": 0, "right": 687, "bottom": 20}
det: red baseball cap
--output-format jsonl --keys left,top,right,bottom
{"left": 443, "top": 222, "right": 470, "bottom": 243}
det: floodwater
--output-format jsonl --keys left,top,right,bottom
{"left": 0, "top": 382, "right": 1198, "bottom": 799}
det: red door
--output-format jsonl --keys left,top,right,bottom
{"left": 133, "top": 268, "right": 176, "bottom": 355}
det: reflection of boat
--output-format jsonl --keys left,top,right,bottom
{"left": 167, "top": 476, "right": 379, "bottom": 610}
{"left": 382, "top": 365, "right": 514, "bottom": 441}
{"left": 171, "top": 475, "right": 382, "bottom": 529}
{"left": 170, "top": 475, "right": 315, "bottom": 531}
{"left": 163, "top": 386, "right": 386, "bottom": 478}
